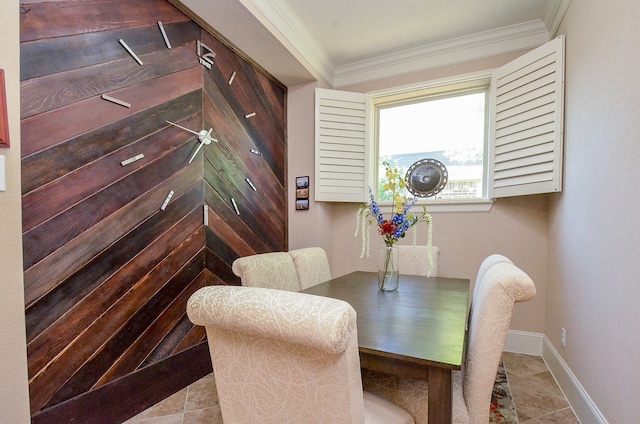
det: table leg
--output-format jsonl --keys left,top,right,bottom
{"left": 428, "top": 366, "right": 452, "bottom": 424}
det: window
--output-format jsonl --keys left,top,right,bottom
{"left": 376, "top": 86, "right": 488, "bottom": 201}
{"left": 315, "top": 36, "right": 565, "bottom": 207}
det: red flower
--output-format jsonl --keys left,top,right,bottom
{"left": 379, "top": 220, "right": 396, "bottom": 237}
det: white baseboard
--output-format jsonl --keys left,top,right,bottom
{"left": 502, "top": 330, "right": 608, "bottom": 424}
{"left": 503, "top": 330, "right": 544, "bottom": 355}
{"left": 541, "top": 336, "right": 609, "bottom": 424}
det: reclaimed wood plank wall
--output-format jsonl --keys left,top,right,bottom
{"left": 19, "top": 0, "right": 287, "bottom": 422}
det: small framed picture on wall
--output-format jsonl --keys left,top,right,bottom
{"left": 295, "top": 176, "right": 309, "bottom": 210}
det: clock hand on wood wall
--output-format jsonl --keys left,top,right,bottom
{"left": 165, "top": 120, "right": 217, "bottom": 163}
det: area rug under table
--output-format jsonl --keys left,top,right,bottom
{"left": 490, "top": 362, "right": 519, "bottom": 423}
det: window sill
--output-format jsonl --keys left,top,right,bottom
{"left": 376, "top": 198, "right": 494, "bottom": 213}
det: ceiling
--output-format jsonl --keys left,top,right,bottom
{"left": 176, "top": 0, "right": 570, "bottom": 87}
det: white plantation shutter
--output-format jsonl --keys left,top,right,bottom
{"left": 489, "top": 35, "right": 565, "bottom": 198}
{"left": 315, "top": 88, "right": 369, "bottom": 202}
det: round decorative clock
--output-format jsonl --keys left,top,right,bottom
{"left": 405, "top": 158, "right": 448, "bottom": 198}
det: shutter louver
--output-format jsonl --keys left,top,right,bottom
{"left": 490, "top": 35, "right": 565, "bottom": 198}
{"left": 315, "top": 88, "right": 369, "bottom": 202}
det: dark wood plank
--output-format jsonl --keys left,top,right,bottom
{"left": 29, "top": 247, "right": 206, "bottom": 413}
{"left": 23, "top": 164, "right": 203, "bottom": 307}
{"left": 21, "top": 42, "right": 199, "bottom": 119}
{"left": 203, "top": 183, "right": 276, "bottom": 254}
{"left": 173, "top": 322, "right": 208, "bottom": 354}
{"left": 26, "top": 187, "right": 204, "bottom": 371}
{"left": 201, "top": 85, "right": 286, "bottom": 221}
{"left": 21, "top": 65, "right": 202, "bottom": 159}
{"left": 47, "top": 254, "right": 206, "bottom": 406}
{"left": 203, "top": 159, "right": 284, "bottom": 250}
{"left": 20, "top": 0, "right": 287, "bottom": 420}
{"left": 202, "top": 68, "right": 285, "bottom": 202}
{"left": 23, "top": 141, "right": 197, "bottom": 269}
{"left": 22, "top": 90, "right": 201, "bottom": 194}
{"left": 22, "top": 113, "right": 202, "bottom": 232}
{"left": 30, "top": 343, "right": 212, "bottom": 424}
{"left": 21, "top": 20, "right": 200, "bottom": 81}
{"left": 140, "top": 313, "right": 198, "bottom": 368}
{"left": 100, "top": 273, "right": 207, "bottom": 380}
{"left": 205, "top": 225, "right": 242, "bottom": 284}
{"left": 20, "top": 0, "right": 190, "bottom": 43}
{"left": 202, "top": 32, "right": 285, "bottom": 182}
{"left": 209, "top": 30, "right": 285, "bottom": 139}
{"left": 26, "top": 206, "right": 202, "bottom": 345}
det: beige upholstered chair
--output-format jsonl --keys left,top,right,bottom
{"left": 362, "top": 256, "right": 536, "bottom": 424}
{"left": 187, "top": 285, "right": 415, "bottom": 424}
{"left": 232, "top": 252, "right": 300, "bottom": 291}
{"left": 288, "top": 247, "right": 332, "bottom": 290}
{"left": 397, "top": 245, "right": 440, "bottom": 277}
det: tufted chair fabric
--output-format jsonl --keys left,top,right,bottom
{"left": 187, "top": 285, "right": 414, "bottom": 424}
{"left": 231, "top": 252, "right": 300, "bottom": 291}
{"left": 397, "top": 245, "right": 440, "bottom": 277}
{"left": 288, "top": 247, "right": 332, "bottom": 290}
{"left": 362, "top": 257, "right": 536, "bottom": 424}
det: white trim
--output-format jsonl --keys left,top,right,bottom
{"left": 242, "top": 0, "right": 335, "bottom": 84}
{"left": 333, "top": 20, "right": 549, "bottom": 88}
{"left": 543, "top": 0, "right": 572, "bottom": 38}
{"left": 504, "top": 331, "right": 609, "bottom": 424}
{"left": 542, "top": 337, "right": 609, "bottom": 424}
{"left": 368, "top": 70, "right": 493, "bottom": 100}
{"left": 503, "top": 330, "right": 544, "bottom": 355}
{"left": 373, "top": 199, "right": 494, "bottom": 213}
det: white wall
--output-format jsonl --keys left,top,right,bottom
{"left": 0, "top": 1, "right": 32, "bottom": 422}
{"left": 548, "top": 1, "right": 640, "bottom": 421}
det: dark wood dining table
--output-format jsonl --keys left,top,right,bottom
{"left": 301, "top": 271, "right": 470, "bottom": 424}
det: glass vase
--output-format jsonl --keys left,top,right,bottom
{"left": 378, "top": 245, "right": 399, "bottom": 291}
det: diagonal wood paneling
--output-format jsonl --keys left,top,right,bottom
{"left": 20, "top": 0, "right": 287, "bottom": 421}
{"left": 200, "top": 31, "right": 286, "bottom": 259}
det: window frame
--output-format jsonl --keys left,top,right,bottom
{"left": 368, "top": 71, "right": 495, "bottom": 212}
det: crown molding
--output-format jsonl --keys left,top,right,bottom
{"left": 246, "top": 0, "right": 570, "bottom": 88}
{"left": 543, "top": 0, "right": 572, "bottom": 37}
{"left": 245, "top": 0, "right": 335, "bottom": 85}
{"left": 332, "top": 20, "right": 549, "bottom": 88}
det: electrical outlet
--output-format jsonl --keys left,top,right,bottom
{"left": 561, "top": 328, "right": 566, "bottom": 348}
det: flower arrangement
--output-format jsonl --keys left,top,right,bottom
{"left": 354, "top": 161, "right": 434, "bottom": 279}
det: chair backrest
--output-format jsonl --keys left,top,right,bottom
{"left": 288, "top": 247, "right": 332, "bottom": 290}
{"left": 231, "top": 252, "right": 300, "bottom": 291}
{"left": 471, "top": 253, "right": 512, "bottom": 310}
{"left": 463, "top": 258, "right": 536, "bottom": 424}
{"left": 186, "top": 285, "right": 366, "bottom": 424}
{"left": 397, "top": 245, "right": 439, "bottom": 277}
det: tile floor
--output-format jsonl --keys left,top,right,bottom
{"left": 124, "top": 352, "right": 579, "bottom": 424}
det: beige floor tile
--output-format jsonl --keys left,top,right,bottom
{"left": 185, "top": 373, "right": 219, "bottom": 411}
{"left": 533, "top": 407, "right": 580, "bottom": 423}
{"left": 183, "top": 406, "right": 224, "bottom": 424}
{"left": 509, "top": 370, "right": 569, "bottom": 421}
{"left": 502, "top": 352, "right": 549, "bottom": 378}
{"left": 123, "top": 413, "right": 184, "bottom": 424}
